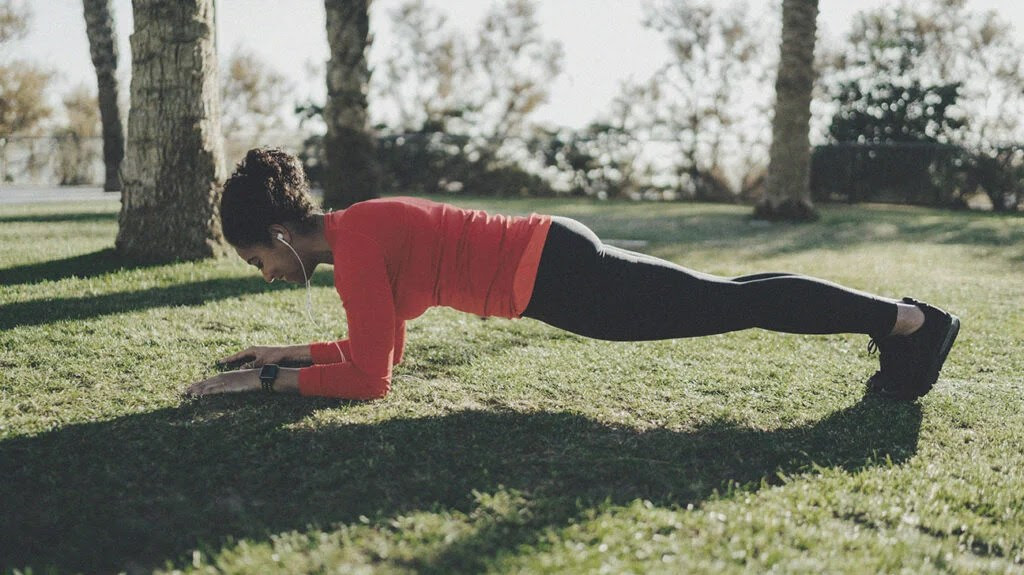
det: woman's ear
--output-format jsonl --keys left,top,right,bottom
{"left": 268, "top": 225, "right": 289, "bottom": 244}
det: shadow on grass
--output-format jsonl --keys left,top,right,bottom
{"left": 0, "top": 398, "right": 921, "bottom": 573}
{"left": 0, "top": 272, "right": 335, "bottom": 330}
{"left": 0, "top": 211, "right": 118, "bottom": 225}
{"left": 0, "top": 278, "right": 261, "bottom": 329}
{"left": 581, "top": 207, "right": 1024, "bottom": 260}
{"left": 0, "top": 248, "right": 165, "bottom": 286}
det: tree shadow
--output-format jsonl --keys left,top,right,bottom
{"left": 0, "top": 248, "right": 165, "bottom": 286}
{"left": 0, "top": 269, "right": 336, "bottom": 329}
{"left": 0, "top": 277, "right": 269, "bottom": 329}
{"left": 750, "top": 215, "right": 1024, "bottom": 259}
{"left": 0, "top": 397, "right": 921, "bottom": 573}
{"left": 583, "top": 207, "right": 1024, "bottom": 261}
{"left": 0, "top": 211, "right": 119, "bottom": 225}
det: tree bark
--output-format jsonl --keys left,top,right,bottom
{"left": 755, "top": 0, "right": 820, "bottom": 221}
{"left": 323, "top": 0, "right": 381, "bottom": 208}
{"left": 116, "top": 0, "right": 226, "bottom": 261}
{"left": 82, "top": 0, "right": 124, "bottom": 192}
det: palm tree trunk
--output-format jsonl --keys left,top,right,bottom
{"left": 82, "top": 0, "right": 124, "bottom": 192}
{"left": 116, "top": 0, "right": 226, "bottom": 261}
{"left": 755, "top": 0, "right": 820, "bottom": 221}
{"left": 323, "top": 0, "right": 381, "bottom": 208}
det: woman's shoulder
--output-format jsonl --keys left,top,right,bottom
{"left": 342, "top": 197, "right": 453, "bottom": 226}
{"left": 324, "top": 197, "right": 425, "bottom": 241}
{"left": 341, "top": 196, "right": 439, "bottom": 216}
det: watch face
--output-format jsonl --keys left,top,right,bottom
{"left": 260, "top": 364, "right": 279, "bottom": 380}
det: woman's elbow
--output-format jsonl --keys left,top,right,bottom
{"left": 324, "top": 378, "right": 389, "bottom": 401}
{"left": 364, "top": 377, "right": 391, "bottom": 400}
{"left": 306, "top": 372, "right": 391, "bottom": 401}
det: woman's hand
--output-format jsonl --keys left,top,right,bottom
{"left": 185, "top": 369, "right": 259, "bottom": 397}
{"left": 218, "top": 345, "right": 312, "bottom": 369}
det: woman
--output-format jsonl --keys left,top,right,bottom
{"left": 186, "top": 148, "right": 960, "bottom": 401}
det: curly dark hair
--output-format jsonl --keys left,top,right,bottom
{"left": 220, "top": 148, "right": 321, "bottom": 247}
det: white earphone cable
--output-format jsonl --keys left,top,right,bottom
{"left": 276, "top": 234, "right": 347, "bottom": 362}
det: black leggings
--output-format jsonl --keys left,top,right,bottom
{"left": 521, "top": 217, "right": 898, "bottom": 342}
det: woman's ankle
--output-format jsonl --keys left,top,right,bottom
{"left": 889, "top": 303, "right": 926, "bottom": 336}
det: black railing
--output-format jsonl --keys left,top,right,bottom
{"left": 811, "top": 142, "right": 965, "bottom": 205}
{"left": 811, "top": 142, "right": 1024, "bottom": 211}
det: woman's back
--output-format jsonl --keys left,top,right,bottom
{"left": 327, "top": 196, "right": 550, "bottom": 319}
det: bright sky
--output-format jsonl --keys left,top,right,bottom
{"left": 10, "top": 0, "right": 1024, "bottom": 130}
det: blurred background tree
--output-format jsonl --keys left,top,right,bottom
{"left": 0, "top": 63, "right": 52, "bottom": 138}
{"left": 53, "top": 84, "right": 101, "bottom": 186}
{"left": 221, "top": 45, "right": 293, "bottom": 161}
{"left": 641, "top": 0, "right": 775, "bottom": 203}
{"left": 529, "top": 83, "right": 652, "bottom": 199}
{"left": 0, "top": 1, "right": 53, "bottom": 183}
{"left": 376, "top": 0, "right": 463, "bottom": 134}
{"left": 368, "top": 0, "right": 563, "bottom": 197}
{"left": 814, "top": 0, "right": 1024, "bottom": 210}
{"left": 469, "top": 0, "right": 564, "bottom": 144}
{"left": 827, "top": 0, "right": 1024, "bottom": 147}
{"left": 0, "top": 0, "right": 28, "bottom": 42}
{"left": 0, "top": 1, "right": 51, "bottom": 137}
{"left": 82, "top": 0, "right": 124, "bottom": 192}
{"left": 322, "top": 0, "right": 381, "bottom": 208}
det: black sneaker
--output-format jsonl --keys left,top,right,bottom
{"left": 866, "top": 297, "right": 961, "bottom": 400}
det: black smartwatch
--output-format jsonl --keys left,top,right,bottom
{"left": 259, "top": 364, "right": 280, "bottom": 393}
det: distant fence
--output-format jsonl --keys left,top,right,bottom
{"left": 0, "top": 133, "right": 308, "bottom": 188}
{"left": 811, "top": 142, "right": 1024, "bottom": 211}
{"left": 0, "top": 136, "right": 104, "bottom": 186}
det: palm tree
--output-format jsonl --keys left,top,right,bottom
{"left": 116, "top": 0, "right": 226, "bottom": 261}
{"left": 755, "top": 0, "right": 820, "bottom": 221}
{"left": 322, "top": 0, "right": 381, "bottom": 208}
{"left": 82, "top": 0, "right": 124, "bottom": 192}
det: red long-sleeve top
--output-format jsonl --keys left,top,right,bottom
{"left": 297, "top": 197, "right": 551, "bottom": 400}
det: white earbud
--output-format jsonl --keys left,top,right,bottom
{"left": 275, "top": 231, "right": 305, "bottom": 281}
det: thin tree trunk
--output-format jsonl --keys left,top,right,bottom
{"left": 82, "top": 0, "right": 124, "bottom": 192}
{"left": 323, "top": 0, "right": 381, "bottom": 208}
{"left": 755, "top": 0, "right": 819, "bottom": 221}
{"left": 116, "top": 0, "right": 226, "bottom": 261}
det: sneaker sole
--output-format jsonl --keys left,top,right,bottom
{"left": 921, "top": 314, "right": 960, "bottom": 395}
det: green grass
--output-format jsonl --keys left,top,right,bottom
{"left": 1, "top": 197, "right": 1022, "bottom": 574}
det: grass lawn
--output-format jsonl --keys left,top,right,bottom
{"left": 1, "top": 196, "right": 1022, "bottom": 574}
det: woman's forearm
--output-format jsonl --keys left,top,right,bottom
{"left": 308, "top": 340, "right": 351, "bottom": 364}
{"left": 288, "top": 344, "right": 313, "bottom": 364}
{"left": 275, "top": 367, "right": 302, "bottom": 393}
{"left": 186, "top": 367, "right": 301, "bottom": 396}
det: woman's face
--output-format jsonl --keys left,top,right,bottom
{"left": 235, "top": 241, "right": 305, "bottom": 284}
